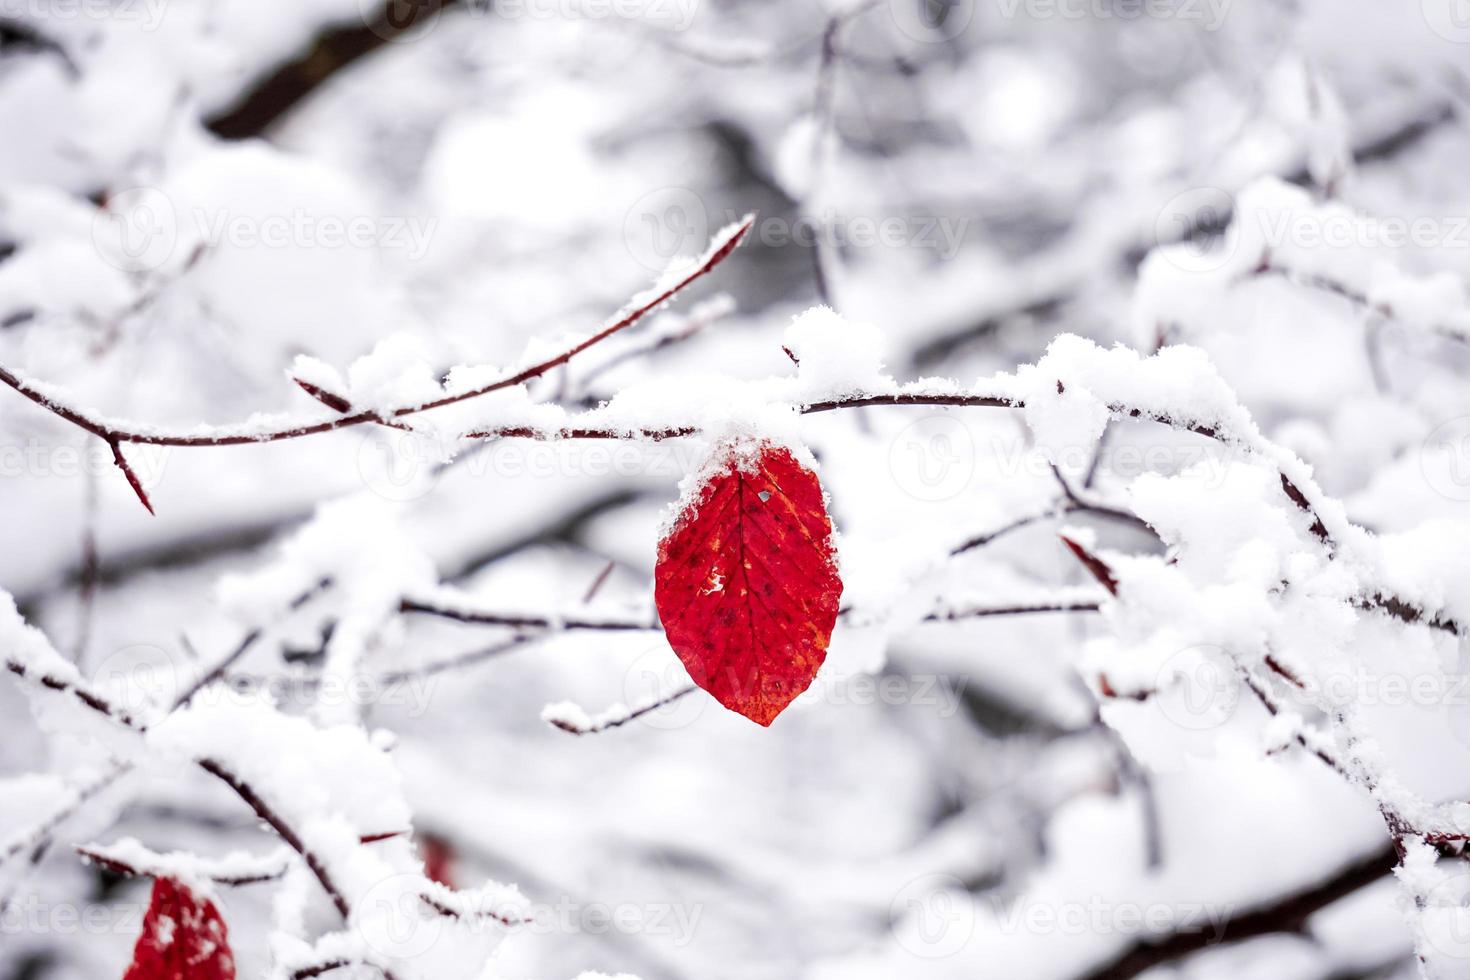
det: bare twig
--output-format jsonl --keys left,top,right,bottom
{"left": 922, "top": 600, "right": 1103, "bottom": 621}
{"left": 399, "top": 597, "right": 655, "bottom": 631}
{"left": 1248, "top": 262, "right": 1470, "bottom": 345}
{"left": 546, "top": 685, "right": 699, "bottom": 735}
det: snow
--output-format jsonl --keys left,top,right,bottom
{"left": 77, "top": 837, "right": 289, "bottom": 894}
{"left": 4, "top": 6, "right": 1470, "bottom": 979}
{"left": 783, "top": 305, "right": 891, "bottom": 400}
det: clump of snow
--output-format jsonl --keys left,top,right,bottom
{"left": 289, "top": 354, "right": 348, "bottom": 402}
{"left": 1368, "top": 265, "right": 1470, "bottom": 339}
{"left": 1010, "top": 335, "right": 1250, "bottom": 464}
{"left": 79, "top": 837, "right": 289, "bottom": 895}
{"left": 217, "top": 495, "right": 434, "bottom": 624}
{"left": 540, "top": 700, "right": 595, "bottom": 732}
{"left": 783, "top": 305, "right": 892, "bottom": 400}
{"left": 0, "top": 589, "right": 78, "bottom": 680}
{"left": 344, "top": 334, "right": 444, "bottom": 414}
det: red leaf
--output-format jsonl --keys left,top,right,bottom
{"left": 421, "top": 833, "right": 456, "bottom": 888}
{"left": 123, "top": 877, "right": 234, "bottom": 980}
{"left": 655, "top": 440, "right": 842, "bottom": 726}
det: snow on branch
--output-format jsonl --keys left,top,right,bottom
{"left": 0, "top": 215, "right": 755, "bottom": 511}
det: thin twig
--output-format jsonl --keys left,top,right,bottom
{"left": 399, "top": 597, "right": 655, "bottom": 631}
{"left": 546, "top": 685, "right": 699, "bottom": 735}
{"left": 0, "top": 216, "right": 753, "bottom": 511}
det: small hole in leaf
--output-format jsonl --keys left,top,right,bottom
{"left": 758, "top": 490, "right": 772, "bottom": 503}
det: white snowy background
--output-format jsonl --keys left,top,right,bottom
{"left": 4, "top": 0, "right": 1470, "bottom": 978}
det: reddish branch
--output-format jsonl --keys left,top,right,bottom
{"left": 4, "top": 644, "right": 407, "bottom": 973}
{"left": 1059, "top": 536, "right": 1120, "bottom": 596}
{"left": 399, "top": 598, "right": 656, "bottom": 631}
{"left": 1060, "top": 534, "right": 1463, "bottom": 641}
{"left": 0, "top": 216, "right": 753, "bottom": 510}
{"left": 75, "top": 845, "right": 288, "bottom": 886}
{"left": 196, "top": 759, "right": 352, "bottom": 918}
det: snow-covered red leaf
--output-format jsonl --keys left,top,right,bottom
{"left": 122, "top": 877, "right": 234, "bottom": 980}
{"left": 654, "top": 440, "right": 842, "bottom": 726}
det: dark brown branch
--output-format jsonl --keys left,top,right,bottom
{"left": 207, "top": 0, "right": 460, "bottom": 140}
{"left": 1356, "top": 593, "right": 1461, "bottom": 637}
{"left": 1280, "top": 473, "right": 1332, "bottom": 545}
{"left": 290, "top": 961, "right": 390, "bottom": 980}
{"left": 1249, "top": 258, "right": 1470, "bottom": 346}
{"left": 950, "top": 509, "right": 1054, "bottom": 555}
{"left": 197, "top": 759, "right": 351, "bottom": 919}
{"left": 1073, "top": 844, "right": 1397, "bottom": 980}
{"left": 174, "top": 579, "right": 330, "bottom": 709}
{"left": 4, "top": 660, "right": 145, "bottom": 731}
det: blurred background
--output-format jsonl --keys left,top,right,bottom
{"left": 4, "top": 0, "right": 1470, "bottom": 977}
